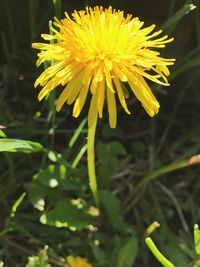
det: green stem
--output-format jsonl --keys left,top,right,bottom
{"left": 29, "top": 0, "right": 38, "bottom": 42}
{"left": 145, "top": 237, "right": 175, "bottom": 267}
{"left": 48, "top": 20, "right": 56, "bottom": 148}
{"left": 133, "top": 160, "right": 189, "bottom": 196}
{"left": 87, "top": 116, "right": 99, "bottom": 206}
{"left": 123, "top": 158, "right": 198, "bottom": 212}
{"left": 145, "top": 221, "right": 160, "bottom": 237}
{"left": 52, "top": 0, "right": 62, "bottom": 19}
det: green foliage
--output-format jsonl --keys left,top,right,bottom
{"left": 0, "top": 129, "right": 6, "bottom": 138}
{"left": 97, "top": 141, "right": 127, "bottom": 188}
{"left": 100, "top": 190, "right": 124, "bottom": 229}
{"left": 146, "top": 224, "right": 200, "bottom": 267}
{"left": 161, "top": 0, "right": 196, "bottom": 33}
{"left": 117, "top": 236, "right": 138, "bottom": 267}
{"left": 40, "top": 201, "right": 91, "bottom": 229}
{"left": 26, "top": 249, "right": 51, "bottom": 267}
{"left": 194, "top": 225, "right": 200, "bottom": 256}
{"left": 33, "top": 164, "right": 74, "bottom": 191}
{"left": 0, "top": 138, "right": 43, "bottom": 153}
{"left": 0, "top": 0, "right": 199, "bottom": 266}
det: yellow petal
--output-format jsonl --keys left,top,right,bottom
{"left": 67, "top": 76, "right": 84, "bottom": 105}
{"left": 34, "top": 60, "right": 66, "bottom": 87}
{"left": 113, "top": 77, "right": 130, "bottom": 114}
{"left": 90, "top": 76, "right": 98, "bottom": 94}
{"left": 73, "top": 84, "right": 90, "bottom": 118}
{"left": 88, "top": 92, "right": 98, "bottom": 129}
{"left": 93, "top": 64, "right": 104, "bottom": 83}
{"left": 139, "top": 24, "right": 156, "bottom": 37}
{"left": 41, "top": 34, "right": 57, "bottom": 41}
{"left": 107, "top": 88, "right": 117, "bottom": 128}
{"left": 113, "top": 66, "right": 128, "bottom": 82}
{"left": 97, "top": 79, "right": 105, "bottom": 118}
{"left": 56, "top": 71, "right": 83, "bottom": 111}
{"left": 82, "top": 64, "right": 96, "bottom": 85}
{"left": 104, "top": 67, "right": 115, "bottom": 93}
{"left": 60, "top": 63, "right": 84, "bottom": 86}
{"left": 66, "top": 256, "right": 75, "bottom": 265}
{"left": 38, "top": 76, "right": 60, "bottom": 100}
{"left": 128, "top": 73, "right": 160, "bottom": 117}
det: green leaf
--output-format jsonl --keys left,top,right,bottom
{"left": 171, "top": 57, "right": 200, "bottom": 79}
{"left": 0, "top": 138, "right": 43, "bottom": 153}
{"left": 158, "top": 224, "right": 190, "bottom": 267}
{"left": 40, "top": 201, "right": 91, "bottom": 230}
{"left": 97, "top": 141, "right": 127, "bottom": 188}
{"left": 117, "top": 236, "right": 138, "bottom": 267}
{"left": 100, "top": 190, "right": 124, "bottom": 229}
{"left": 34, "top": 164, "right": 64, "bottom": 188}
{"left": 26, "top": 249, "right": 51, "bottom": 267}
{"left": 194, "top": 224, "right": 200, "bottom": 256}
{"left": 91, "top": 242, "right": 106, "bottom": 262}
{"left": 33, "top": 164, "right": 80, "bottom": 191}
{"left": 28, "top": 184, "right": 45, "bottom": 211}
{"left": 0, "top": 129, "right": 6, "bottom": 138}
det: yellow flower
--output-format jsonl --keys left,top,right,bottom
{"left": 65, "top": 255, "right": 93, "bottom": 267}
{"left": 32, "top": 6, "right": 175, "bottom": 128}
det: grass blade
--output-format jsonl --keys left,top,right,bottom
{"left": 161, "top": 0, "right": 196, "bottom": 33}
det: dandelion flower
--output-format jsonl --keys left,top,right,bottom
{"left": 66, "top": 255, "right": 92, "bottom": 267}
{"left": 32, "top": 6, "right": 175, "bottom": 128}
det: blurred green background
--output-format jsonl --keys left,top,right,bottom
{"left": 0, "top": 0, "right": 200, "bottom": 266}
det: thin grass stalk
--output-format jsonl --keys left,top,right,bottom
{"left": 29, "top": 0, "right": 38, "bottom": 42}
{"left": 195, "top": 0, "right": 200, "bottom": 55}
{"left": 52, "top": 0, "right": 62, "bottom": 19}
{"left": 123, "top": 156, "right": 200, "bottom": 212}
{"left": 47, "top": 20, "right": 57, "bottom": 148}
{"left": 47, "top": 1, "right": 62, "bottom": 147}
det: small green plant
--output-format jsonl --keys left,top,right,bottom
{"left": 145, "top": 224, "right": 200, "bottom": 267}
{"left": 26, "top": 249, "right": 51, "bottom": 267}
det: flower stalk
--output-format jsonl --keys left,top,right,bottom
{"left": 32, "top": 6, "right": 175, "bottom": 203}
{"left": 87, "top": 116, "right": 99, "bottom": 206}
{"left": 145, "top": 237, "right": 175, "bottom": 267}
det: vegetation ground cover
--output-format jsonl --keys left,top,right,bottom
{"left": 0, "top": 0, "right": 200, "bottom": 266}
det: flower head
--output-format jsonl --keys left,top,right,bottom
{"left": 65, "top": 255, "right": 92, "bottom": 267}
{"left": 32, "top": 6, "right": 175, "bottom": 128}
